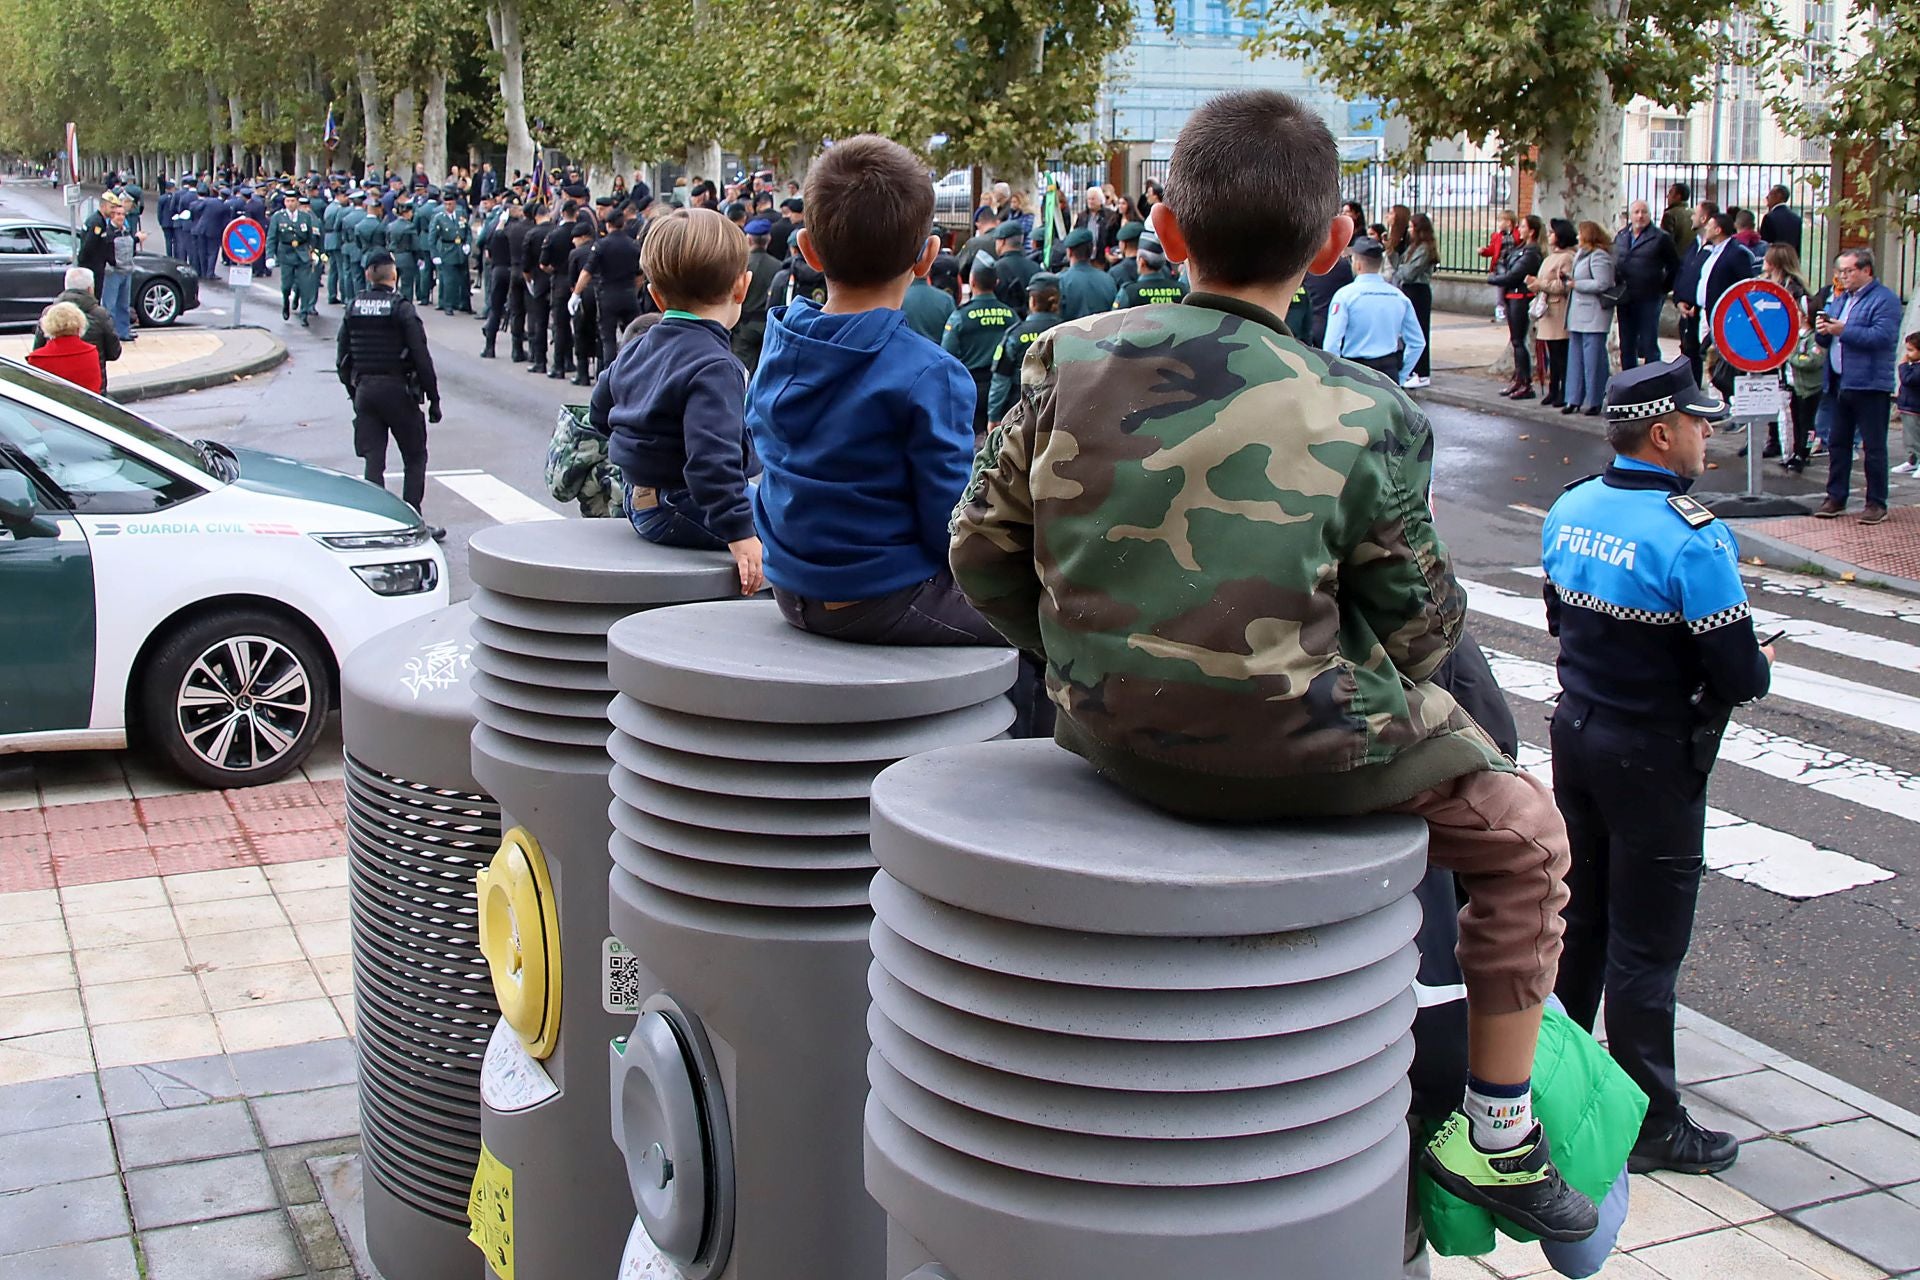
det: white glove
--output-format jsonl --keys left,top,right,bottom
{"left": 568, "top": 294, "right": 581, "bottom": 316}
{"left": 432, "top": 257, "right": 442, "bottom": 265}
{"left": 265, "top": 257, "right": 275, "bottom": 269}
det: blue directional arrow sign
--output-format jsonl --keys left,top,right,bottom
{"left": 1711, "top": 278, "right": 1802, "bottom": 374}
{"left": 223, "top": 217, "right": 266, "bottom": 266}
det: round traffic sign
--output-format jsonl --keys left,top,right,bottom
{"left": 223, "top": 217, "right": 266, "bottom": 266}
{"left": 1711, "top": 278, "right": 1802, "bottom": 374}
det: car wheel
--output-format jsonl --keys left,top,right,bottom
{"left": 137, "top": 278, "right": 181, "bottom": 327}
{"left": 139, "top": 609, "right": 330, "bottom": 789}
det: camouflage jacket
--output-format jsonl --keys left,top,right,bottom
{"left": 950, "top": 293, "right": 1508, "bottom": 818}
{"left": 546, "top": 405, "right": 626, "bottom": 519}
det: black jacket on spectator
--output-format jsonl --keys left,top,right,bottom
{"left": 1303, "top": 257, "right": 1354, "bottom": 347}
{"left": 1487, "top": 241, "right": 1545, "bottom": 299}
{"left": 1759, "top": 204, "right": 1803, "bottom": 255}
{"left": 1673, "top": 240, "right": 1758, "bottom": 316}
{"left": 1613, "top": 224, "right": 1680, "bottom": 303}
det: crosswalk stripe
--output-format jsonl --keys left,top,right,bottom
{"left": 1512, "top": 745, "right": 1896, "bottom": 900}
{"left": 1459, "top": 577, "right": 1920, "bottom": 736}
{"left": 1740, "top": 565, "right": 1920, "bottom": 629}
{"left": 433, "top": 472, "right": 562, "bottom": 524}
{"left": 1482, "top": 648, "right": 1920, "bottom": 827}
{"left": 1508, "top": 566, "right": 1920, "bottom": 674}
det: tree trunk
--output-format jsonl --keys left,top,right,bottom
{"left": 423, "top": 68, "right": 449, "bottom": 180}
{"left": 205, "top": 79, "right": 223, "bottom": 170}
{"left": 227, "top": 95, "right": 244, "bottom": 172}
{"left": 486, "top": 0, "right": 534, "bottom": 176}
{"left": 356, "top": 53, "right": 385, "bottom": 177}
{"left": 1530, "top": 0, "right": 1624, "bottom": 228}
{"left": 391, "top": 87, "right": 419, "bottom": 173}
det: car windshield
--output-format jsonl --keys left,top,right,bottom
{"left": 0, "top": 359, "right": 216, "bottom": 479}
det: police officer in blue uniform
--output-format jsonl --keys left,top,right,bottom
{"left": 1542, "top": 358, "right": 1775, "bottom": 1177}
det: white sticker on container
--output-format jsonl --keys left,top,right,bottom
{"left": 618, "top": 1216, "right": 679, "bottom": 1278}
{"left": 604, "top": 936, "right": 644, "bottom": 1014}
{"left": 480, "top": 1017, "right": 558, "bottom": 1113}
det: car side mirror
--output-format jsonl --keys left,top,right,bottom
{"left": 0, "top": 472, "right": 57, "bottom": 538}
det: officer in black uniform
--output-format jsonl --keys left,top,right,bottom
{"left": 337, "top": 251, "right": 445, "bottom": 542}
{"left": 520, "top": 204, "right": 556, "bottom": 374}
{"left": 1542, "top": 358, "right": 1774, "bottom": 1177}
{"left": 564, "top": 219, "right": 599, "bottom": 385}
{"left": 585, "top": 209, "right": 642, "bottom": 365}
{"left": 480, "top": 198, "right": 527, "bottom": 360}
{"left": 541, "top": 208, "right": 576, "bottom": 379}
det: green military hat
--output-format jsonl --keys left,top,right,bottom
{"left": 993, "top": 222, "right": 1026, "bottom": 242}
{"left": 1116, "top": 221, "right": 1145, "bottom": 244}
{"left": 1062, "top": 227, "right": 1094, "bottom": 250}
{"left": 1029, "top": 272, "right": 1060, "bottom": 290}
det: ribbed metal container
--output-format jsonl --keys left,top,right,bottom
{"left": 341, "top": 603, "right": 501, "bottom": 1280}
{"left": 864, "top": 739, "right": 1429, "bottom": 1280}
{"left": 467, "top": 521, "right": 743, "bottom": 1280}
{"left": 605, "top": 599, "right": 1016, "bottom": 1280}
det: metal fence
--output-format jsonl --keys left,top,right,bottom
{"left": 1337, "top": 162, "right": 1514, "bottom": 275}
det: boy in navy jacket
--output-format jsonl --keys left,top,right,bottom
{"left": 605, "top": 206, "right": 763, "bottom": 592}
{"left": 747, "top": 136, "right": 991, "bottom": 645}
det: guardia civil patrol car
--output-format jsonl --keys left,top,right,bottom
{"left": 0, "top": 357, "right": 448, "bottom": 787}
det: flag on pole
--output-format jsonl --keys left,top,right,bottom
{"left": 323, "top": 103, "right": 339, "bottom": 151}
{"left": 531, "top": 153, "right": 549, "bottom": 205}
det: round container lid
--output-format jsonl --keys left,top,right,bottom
{"left": 341, "top": 603, "right": 484, "bottom": 792}
{"left": 870, "top": 739, "right": 1427, "bottom": 936}
{"left": 608, "top": 600, "right": 1015, "bottom": 724}
{"left": 468, "top": 520, "right": 739, "bottom": 605}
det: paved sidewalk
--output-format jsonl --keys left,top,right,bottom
{"left": 0, "top": 324, "right": 286, "bottom": 403}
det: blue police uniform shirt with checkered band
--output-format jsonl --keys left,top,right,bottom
{"left": 1541, "top": 456, "right": 1771, "bottom": 724}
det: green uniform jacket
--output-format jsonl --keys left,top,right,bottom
{"left": 353, "top": 213, "right": 386, "bottom": 258}
{"left": 339, "top": 209, "right": 366, "bottom": 260}
{"left": 941, "top": 294, "right": 1017, "bottom": 372}
{"left": 986, "top": 310, "right": 1060, "bottom": 423}
{"left": 267, "top": 210, "right": 321, "bottom": 264}
{"left": 1420, "top": 1004, "right": 1647, "bottom": 1256}
{"left": 1115, "top": 270, "right": 1189, "bottom": 310}
{"left": 1057, "top": 261, "right": 1117, "bottom": 321}
{"left": 321, "top": 200, "right": 344, "bottom": 252}
{"left": 902, "top": 280, "right": 954, "bottom": 344}
{"left": 385, "top": 217, "right": 419, "bottom": 261}
{"left": 951, "top": 292, "right": 1508, "bottom": 819}
{"left": 1109, "top": 256, "right": 1139, "bottom": 290}
{"left": 430, "top": 213, "right": 470, "bottom": 263}
{"left": 993, "top": 250, "right": 1037, "bottom": 314}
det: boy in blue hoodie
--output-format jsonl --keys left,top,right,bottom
{"left": 748, "top": 135, "right": 993, "bottom": 644}
{"left": 605, "top": 206, "right": 763, "bottom": 594}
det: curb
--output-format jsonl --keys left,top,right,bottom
{"left": 109, "top": 327, "right": 288, "bottom": 403}
{"left": 1678, "top": 1003, "right": 1920, "bottom": 1139}
{"left": 1729, "top": 522, "right": 1920, "bottom": 599}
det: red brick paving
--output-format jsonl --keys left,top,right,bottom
{"left": 226, "top": 780, "right": 320, "bottom": 811}
{"left": 52, "top": 845, "right": 161, "bottom": 886}
{"left": 1749, "top": 504, "right": 1920, "bottom": 581}
{"left": 136, "top": 791, "right": 234, "bottom": 823}
{"left": 46, "top": 825, "right": 152, "bottom": 859}
{"left": 0, "top": 838, "right": 55, "bottom": 893}
{"left": 41, "top": 798, "right": 139, "bottom": 832}
{"left": 151, "top": 837, "right": 259, "bottom": 876}
{"left": 236, "top": 805, "right": 338, "bottom": 836}
{"left": 144, "top": 813, "right": 245, "bottom": 848}
{"left": 251, "top": 828, "right": 349, "bottom": 864}
{"left": 0, "top": 808, "right": 47, "bottom": 838}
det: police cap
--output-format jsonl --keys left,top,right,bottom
{"left": 1348, "top": 235, "right": 1386, "bottom": 260}
{"left": 1138, "top": 232, "right": 1164, "bottom": 256}
{"left": 1604, "top": 357, "right": 1727, "bottom": 423}
{"left": 1116, "top": 220, "right": 1145, "bottom": 244}
{"left": 781, "top": 197, "right": 802, "bottom": 213}
{"left": 1029, "top": 272, "right": 1060, "bottom": 291}
{"left": 1062, "top": 227, "right": 1094, "bottom": 250}
{"left": 571, "top": 220, "right": 595, "bottom": 238}
{"left": 364, "top": 251, "right": 396, "bottom": 270}
{"left": 348, "top": 190, "right": 367, "bottom": 202}
{"left": 992, "top": 222, "right": 1025, "bottom": 242}
{"left": 743, "top": 218, "right": 773, "bottom": 235}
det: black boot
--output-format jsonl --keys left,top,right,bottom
{"left": 528, "top": 362, "right": 546, "bottom": 374}
{"left": 571, "top": 373, "right": 593, "bottom": 387}
{"left": 512, "top": 346, "right": 527, "bottom": 363}
{"left": 282, "top": 297, "right": 291, "bottom": 320}
{"left": 481, "top": 341, "right": 496, "bottom": 359}
{"left": 1629, "top": 1112, "right": 1739, "bottom": 1176}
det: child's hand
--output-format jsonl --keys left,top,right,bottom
{"left": 728, "top": 536, "right": 765, "bottom": 596}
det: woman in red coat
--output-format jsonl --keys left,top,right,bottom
{"left": 25, "top": 301, "right": 104, "bottom": 393}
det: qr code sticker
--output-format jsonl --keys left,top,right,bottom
{"left": 603, "top": 936, "right": 643, "bottom": 1014}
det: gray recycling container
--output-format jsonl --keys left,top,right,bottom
{"left": 604, "top": 599, "right": 1016, "bottom": 1280}
{"left": 864, "top": 738, "right": 1428, "bottom": 1280}
{"left": 466, "top": 521, "right": 741, "bottom": 1280}
{"left": 341, "top": 602, "right": 502, "bottom": 1280}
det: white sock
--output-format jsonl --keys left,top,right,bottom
{"left": 1463, "top": 1076, "right": 1533, "bottom": 1152}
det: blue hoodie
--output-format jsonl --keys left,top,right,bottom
{"left": 748, "top": 298, "right": 977, "bottom": 600}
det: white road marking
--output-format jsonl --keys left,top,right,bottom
{"left": 1483, "top": 648, "right": 1920, "bottom": 828}
{"left": 433, "top": 472, "right": 561, "bottom": 524}
{"left": 1507, "top": 503, "right": 1551, "bottom": 518}
{"left": 1741, "top": 566, "right": 1920, "bottom": 629}
{"left": 1460, "top": 577, "right": 1920, "bottom": 735}
{"left": 424, "top": 468, "right": 485, "bottom": 476}
{"left": 1513, "top": 745, "right": 1895, "bottom": 900}
{"left": 1508, "top": 566, "right": 1920, "bottom": 675}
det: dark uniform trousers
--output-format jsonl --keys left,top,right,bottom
{"left": 572, "top": 293, "right": 598, "bottom": 378}
{"left": 1550, "top": 695, "right": 1708, "bottom": 1127}
{"left": 482, "top": 267, "right": 515, "bottom": 349}
{"left": 352, "top": 375, "right": 429, "bottom": 512}
{"left": 549, "top": 286, "right": 573, "bottom": 374}
{"left": 524, "top": 280, "right": 551, "bottom": 369}
{"left": 598, "top": 286, "right": 640, "bottom": 365}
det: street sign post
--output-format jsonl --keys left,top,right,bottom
{"left": 1703, "top": 278, "right": 1809, "bottom": 518}
{"left": 222, "top": 217, "right": 267, "bottom": 329}
{"left": 64, "top": 123, "right": 80, "bottom": 234}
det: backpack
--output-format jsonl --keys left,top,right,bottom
{"left": 1788, "top": 327, "right": 1826, "bottom": 399}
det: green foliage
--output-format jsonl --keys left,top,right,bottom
{"left": 1775, "top": 4, "right": 1920, "bottom": 232}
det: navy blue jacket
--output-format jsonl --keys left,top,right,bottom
{"left": 1672, "top": 240, "right": 1755, "bottom": 317}
{"left": 189, "top": 194, "right": 227, "bottom": 238}
{"left": 1818, "top": 278, "right": 1903, "bottom": 394}
{"left": 605, "top": 315, "right": 758, "bottom": 543}
{"left": 1612, "top": 224, "right": 1679, "bottom": 303}
{"left": 1899, "top": 359, "right": 1920, "bottom": 414}
{"left": 1543, "top": 458, "right": 1770, "bottom": 727}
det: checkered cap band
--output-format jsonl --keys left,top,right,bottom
{"left": 1607, "top": 394, "right": 1676, "bottom": 420}
{"left": 1556, "top": 587, "right": 1684, "bottom": 626}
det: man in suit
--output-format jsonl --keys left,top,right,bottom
{"left": 1759, "top": 186, "right": 1803, "bottom": 255}
{"left": 1672, "top": 211, "right": 1754, "bottom": 385}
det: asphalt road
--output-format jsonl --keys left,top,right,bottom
{"left": 12, "top": 173, "right": 1917, "bottom": 1114}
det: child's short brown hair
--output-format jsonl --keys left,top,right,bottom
{"left": 802, "top": 135, "right": 934, "bottom": 288}
{"left": 1168, "top": 90, "right": 1338, "bottom": 286}
{"left": 640, "top": 207, "right": 748, "bottom": 306}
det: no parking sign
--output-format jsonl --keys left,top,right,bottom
{"left": 1711, "top": 278, "right": 1802, "bottom": 374}
{"left": 223, "top": 217, "right": 266, "bottom": 266}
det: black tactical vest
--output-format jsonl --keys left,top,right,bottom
{"left": 344, "top": 290, "right": 413, "bottom": 379}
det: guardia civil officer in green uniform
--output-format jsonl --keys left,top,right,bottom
{"left": 1113, "top": 234, "right": 1190, "bottom": 309}
{"left": 987, "top": 272, "right": 1062, "bottom": 427}
{"left": 903, "top": 259, "right": 955, "bottom": 344}
{"left": 352, "top": 189, "right": 387, "bottom": 283}
{"left": 266, "top": 190, "right": 322, "bottom": 325}
{"left": 338, "top": 190, "right": 368, "bottom": 299}
{"left": 384, "top": 202, "right": 421, "bottom": 308}
{"left": 409, "top": 192, "right": 439, "bottom": 305}
{"left": 1056, "top": 226, "right": 1117, "bottom": 321}
{"left": 322, "top": 183, "right": 349, "bottom": 304}
{"left": 942, "top": 258, "right": 1018, "bottom": 441}
{"left": 991, "top": 222, "right": 1036, "bottom": 316}
{"left": 1108, "top": 220, "right": 1145, "bottom": 290}
{"left": 431, "top": 192, "right": 473, "bottom": 314}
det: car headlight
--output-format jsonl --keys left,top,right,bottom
{"left": 352, "top": 559, "right": 440, "bottom": 596}
{"left": 316, "top": 527, "right": 430, "bottom": 551}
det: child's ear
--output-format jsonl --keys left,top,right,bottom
{"left": 733, "top": 269, "right": 752, "bottom": 303}
{"left": 1307, "top": 214, "right": 1355, "bottom": 276}
{"left": 647, "top": 282, "right": 667, "bottom": 311}
{"left": 1148, "top": 204, "right": 1187, "bottom": 264}
{"left": 914, "top": 235, "right": 939, "bottom": 279}
{"left": 796, "top": 228, "right": 825, "bottom": 274}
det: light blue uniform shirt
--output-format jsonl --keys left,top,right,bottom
{"left": 1323, "top": 272, "right": 1426, "bottom": 381}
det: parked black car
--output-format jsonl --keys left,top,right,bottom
{"left": 0, "top": 218, "right": 200, "bottom": 328}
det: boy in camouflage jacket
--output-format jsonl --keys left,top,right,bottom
{"left": 951, "top": 89, "right": 1596, "bottom": 1245}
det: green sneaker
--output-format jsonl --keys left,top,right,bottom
{"left": 1421, "top": 1111, "right": 1599, "bottom": 1243}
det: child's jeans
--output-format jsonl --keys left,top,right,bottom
{"left": 626, "top": 483, "right": 728, "bottom": 550}
{"left": 1902, "top": 410, "right": 1920, "bottom": 462}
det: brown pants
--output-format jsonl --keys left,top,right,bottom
{"left": 1390, "top": 768, "right": 1570, "bottom": 1016}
